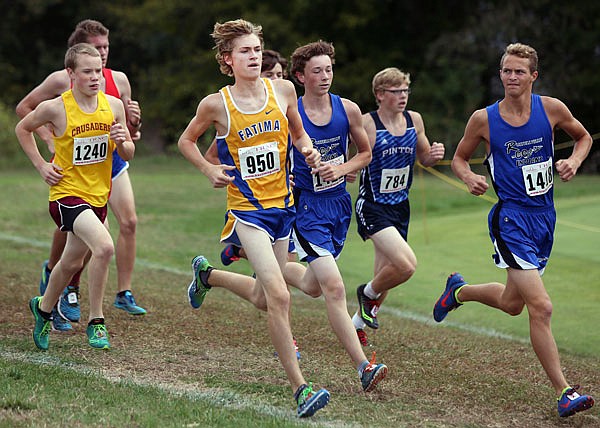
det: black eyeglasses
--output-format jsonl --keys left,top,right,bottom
{"left": 382, "top": 88, "right": 411, "bottom": 95}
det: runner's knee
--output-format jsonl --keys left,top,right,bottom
{"left": 265, "top": 287, "right": 291, "bottom": 312}
{"left": 322, "top": 280, "right": 346, "bottom": 301}
{"left": 92, "top": 241, "right": 115, "bottom": 262}
{"left": 527, "top": 298, "right": 553, "bottom": 322}
{"left": 117, "top": 214, "right": 137, "bottom": 236}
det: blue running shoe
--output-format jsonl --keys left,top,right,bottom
{"left": 295, "top": 383, "right": 330, "bottom": 418}
{"left": 51, "top": 307, "right": 72, "bottom": 332}
{"left": 360, "top": 352, "right": 388, "bottom": 392}
{"left": 187, "top": 255, "right": 213, "bottom": 309}
{"left": 86, "top": 323, "right": 110, "bottom": 349}
{"left": 29, "top": 296, "right": 51, "bottom": 351}
{"left": 357, "top": 284, "right": 380, "bottom": 329}
{"left": 39, "top": 260, "right": 50, "bottom": 295}
{"left": 114, "top": 290, "right": 147, "bottom": 315}
{"left": 57, "top": 285, "right": 81, "bottom": 322}
{"left": 433, "top": 272, "right": 467, "bottom": 322}
{"left": 557, "top": 386, "right": 594, "bottom": 417}
{"left": 220, "top": 244, "right": 240, "bottom": 266}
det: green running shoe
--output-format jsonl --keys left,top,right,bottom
{"left": 29, "top": 296, "right": 51, "bottom": 351}
{"left": 187, "top": 255, "right": 213, "bottom": 309}
{"left": 86, "top": 323, "right": 110, "bottom": 349}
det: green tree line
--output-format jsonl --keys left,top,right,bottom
{"left": 2, "top": 0, "right": 598, "bottom": 170}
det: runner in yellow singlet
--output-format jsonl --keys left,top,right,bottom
{"left": 16, "top": 43, "right": 135, "bottom": 351}
{"left": 178, "top": 19, "right": 329, "bottom": 418}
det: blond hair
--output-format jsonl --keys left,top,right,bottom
{"left": 211, "top": 19, "right": 263, "bottom": 76}
{"left": 64, "top": 43, "right": 101, "bottom": 70}
{"left": 371, "top": 67, "right": 411, "bottom": 104}
{"left": 500, "top": 43, "right": 538, "bottom": 73}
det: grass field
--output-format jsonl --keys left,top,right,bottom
{"left": 1, "top": 156, "right": 599, "bottom": 427}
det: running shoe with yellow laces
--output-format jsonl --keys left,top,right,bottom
{"left": 295, "top": 383, "right": 330, "bottom": 418}
{"left": 86, "top": 320, "right": 110, "bottom": 349}
{"left": 433, "top": 272, "right": 467, "bottom": 322}
{"left": 557, "top": 386, "right": 594, "bottom": 417}
{"left": 356, "top": 284, "right": 380, "bottom": 329}
{"left": 29, "top": 296, "right": 52, "bottom": 350}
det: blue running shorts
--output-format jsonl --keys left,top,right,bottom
{"left": 355, "top": 197, "right": 410, "bottom": 241}
{"left": 293, "top": 191, "right": 352, "bottom": 263}
{"left": 220, "top": 206, "right": 296, "bottom": 247}
{"left": 111, "top": 150, "right": 129, "bottom": 180}
{"left": 488, "top": 201, "right": 555, "bottom": 273}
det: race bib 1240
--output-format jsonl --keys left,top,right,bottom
{"left": 73, "top": 134, "right": 109, "bottom": 166}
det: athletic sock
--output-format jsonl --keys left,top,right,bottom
{"left": 352, "top": 312, "right": 366, "bottom": 330}
{"left": 199, "top": 267, "right": 214, "bottom": 288}
{"left": 357, "top": 359, "right": 369, "bottom": 377}
{"left": 364, "top": 281, "right": 380, "bottom": 299}
{"left": 454, "top": 285, "right": 466, "bottom": 304}
{"left": 88, "top": 318, "right": 105, "bottom": 326}
{"left": 37, "top": 305, "right": 53, "bottom": 321}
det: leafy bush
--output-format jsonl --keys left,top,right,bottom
{"left": 0, "top": 101, "right": 51, "bottom": 170}
{"left": 0, "top": 102, "right": 22, "bottom": 168}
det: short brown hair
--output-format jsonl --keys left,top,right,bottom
{"left": 68, "top": 19, "right": 109, "bottom": 47}
{"left": 500, "top": 43, "right": 538, "bottom": 73}
{"left": 290, "top": 40, "right": 335, "bottom": 84}
{"left": 262, "top": 49, "right": 288, "bottom": 78}
{"left": 211, "top": 19, "right": 263, "bottom": 76}
{"left": 64, "top": 43, "right": 101, "bottom": 70}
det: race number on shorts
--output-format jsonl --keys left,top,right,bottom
{"left": 522, "top": 158, "right": 553, "bottom": 196}
{"left": 73, "top": 134, "right": 109, "bottom": 166}
{"left": 380, "top": 166, "right": 410, "bottom": 193}
{"left": 238, "top": 142, "right": 281, "bottom": 180}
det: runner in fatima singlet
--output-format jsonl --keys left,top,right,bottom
{"left": 216, "top": 78, "right": 294, "bottom": 244}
